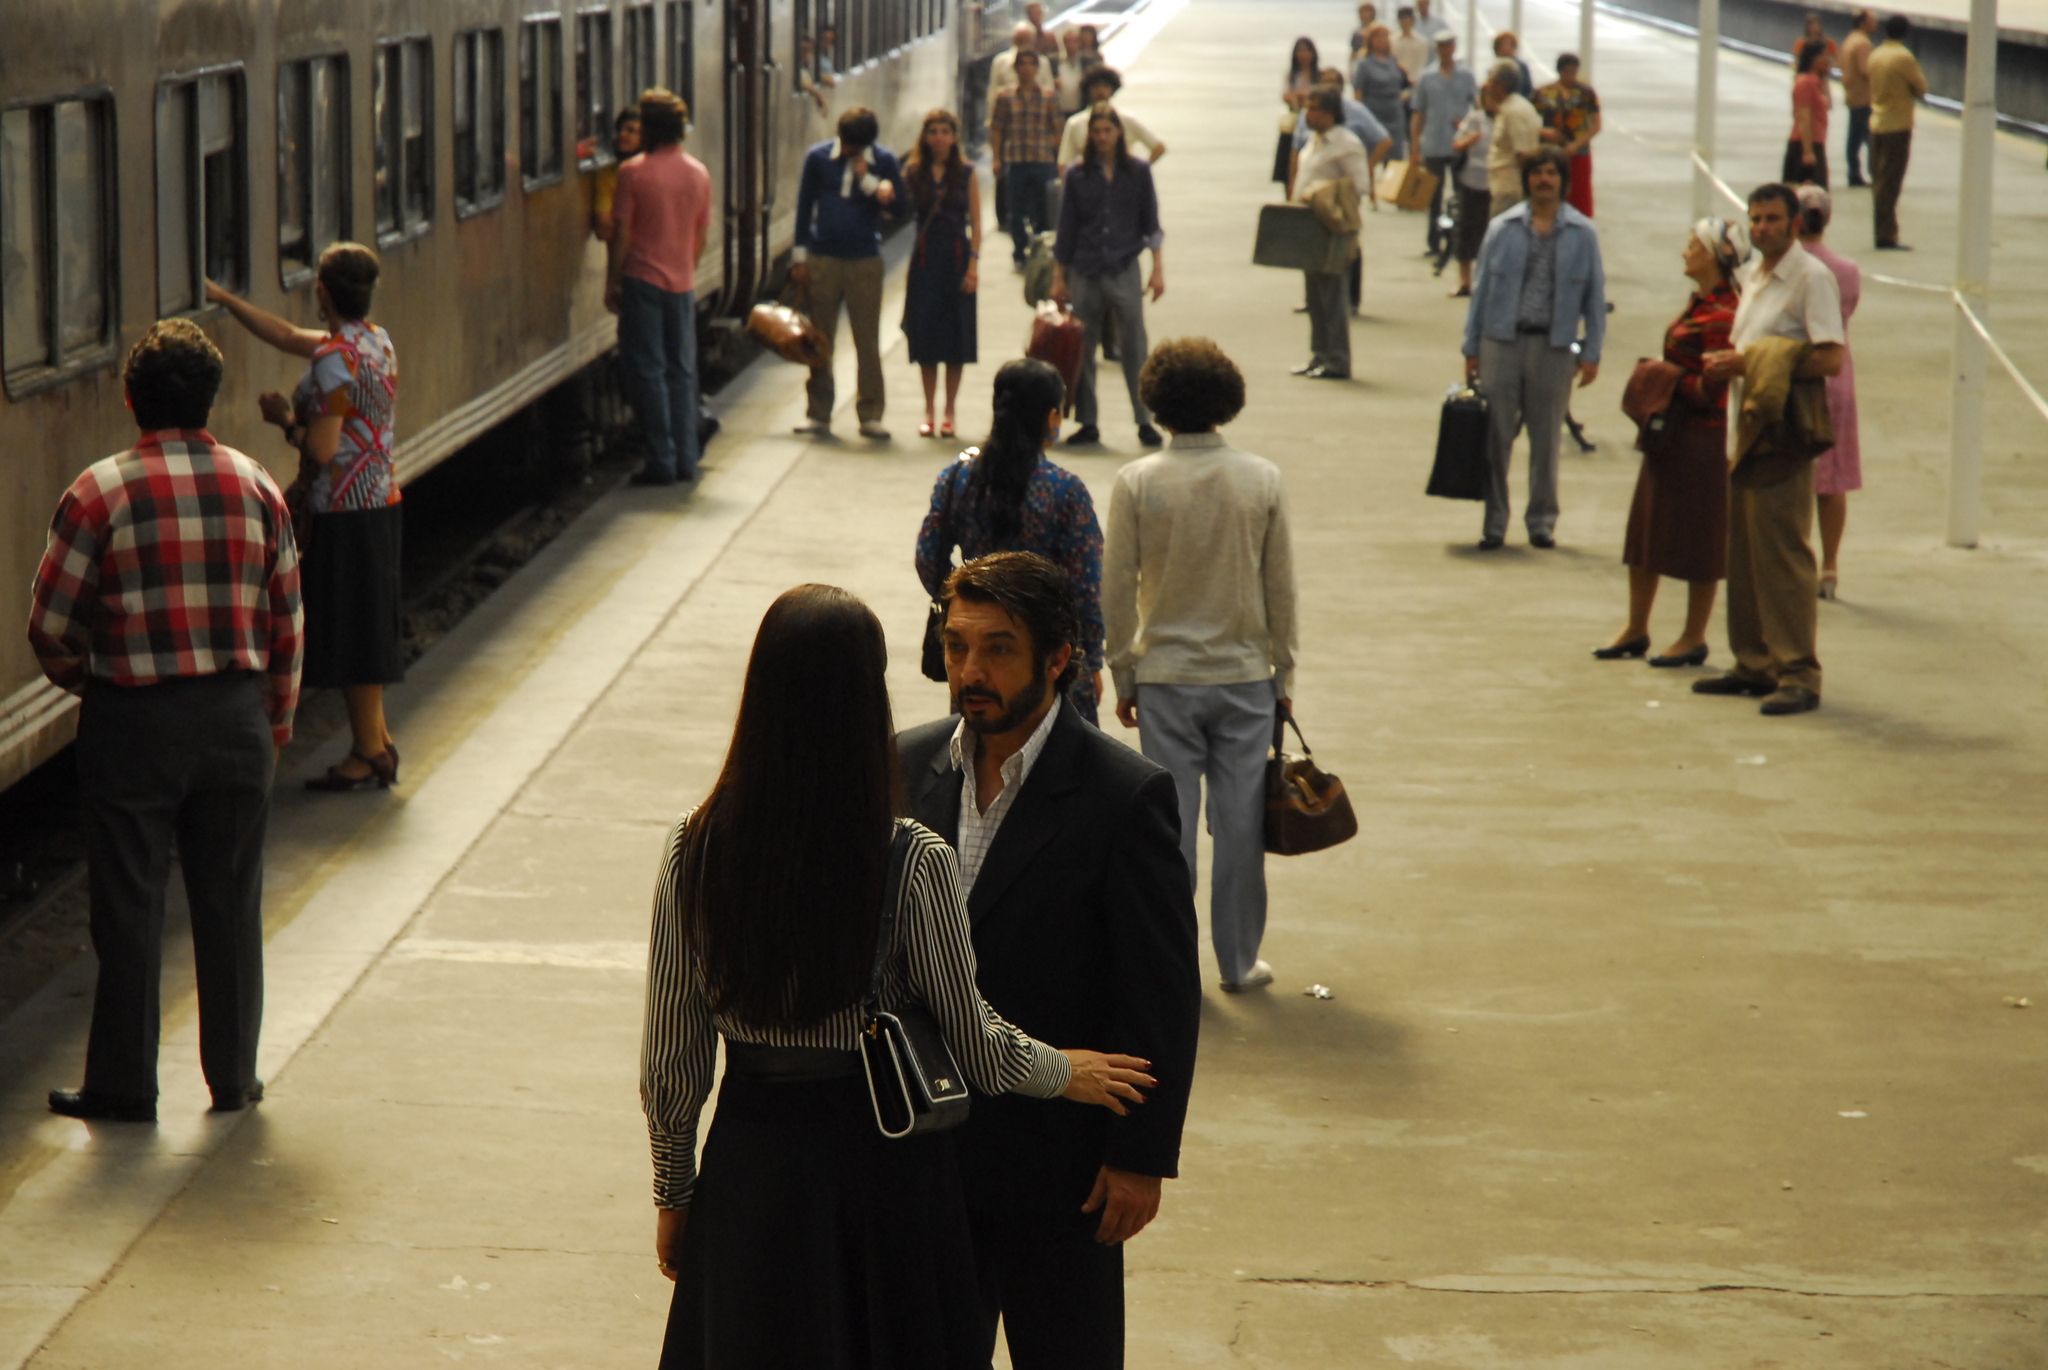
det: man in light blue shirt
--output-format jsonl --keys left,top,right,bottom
{"left": 1460, "top": 149, "right": 1605, "bottom": 550}
{"left": 1410, "top": 34, "right": 1478, "bottom": 259}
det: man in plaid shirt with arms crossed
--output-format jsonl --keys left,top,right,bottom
{"left": 29, "top": 319, "right": 303, "bottom": 1125}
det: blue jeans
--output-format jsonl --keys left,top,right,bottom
{"left": 1844, "top": 105, "right": 1872, "bottom": 184}
{"left": 618, "top": 276, "right": 700, "bottom": 479}
{"left": 1003, "top": 161, "right": 1057, "bottom": 262}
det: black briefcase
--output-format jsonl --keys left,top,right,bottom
{"left": 1426, "top": 383, "right": 1490, "bottom": 501}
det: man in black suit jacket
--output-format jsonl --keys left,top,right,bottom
{"left": 898, "top": 551, "right": 1201, "bottom": 1370}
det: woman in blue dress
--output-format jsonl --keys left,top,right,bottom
{"left": 915, "top": 360, "right": 1106, "bottom": 723}
{"left": 900, "top": 109, "right": 981, "bottom": 439}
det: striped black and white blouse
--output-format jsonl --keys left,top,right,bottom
{"left": 640, "top": 814, "right": 1073, "bottom": 1208}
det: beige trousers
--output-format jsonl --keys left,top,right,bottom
{"left": 804, "top": 254, "right": 886, "bottom": 424}
{"left": 1726, "top": 460, "right": 1822, "bottom": 695}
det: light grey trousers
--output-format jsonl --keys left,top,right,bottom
{"left": 1478, "top": 332, "right": 1578, "bottom": 542}
{"left": 1304, "top": 269, "right": 1350, "bottom": 375}
{"left": 1137, "top": 680, "right": 1275, "bottom": 985}
{"left": 1068, "top": 261, "right": 1151, "bottom": 428}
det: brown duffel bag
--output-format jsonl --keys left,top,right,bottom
{"left": 746, "top": 302, "right": 834, "bottom": 368}
{"left": 1265, "top": 706, "right": 1358, "bottom": 856}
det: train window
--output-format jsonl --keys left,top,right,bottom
{"left": 278, "top": 55, "right": 352, "bottom": 284}
{"left": 574, "top": 11, "right": 615, "bottom": 169}
{"left": 623, "top": 5, "right": 657, "bottom": 103}
{"left": 454, "top": 29, "right": 507, "bottom": 216}
{"left": 374, "top": 38, "right": 434, "bottom": 241}
{"left": 664, "top": 3, "right": 696, "bottom": 122}
{"left": 2, "top": 96, "right": 116, "bottom": 390}
{"left": 157, "top": 72, "right": 248, "bottom": 317}
{"left": 521, "top": 17, "right": 565, "bottom": 186}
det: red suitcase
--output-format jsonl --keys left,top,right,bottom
{"left": 1026, "top": 302, "right": 1085, "bottom": 413}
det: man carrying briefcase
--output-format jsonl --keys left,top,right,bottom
{"left": 1289, "top": 90, "right": 1370, "bottom": 381}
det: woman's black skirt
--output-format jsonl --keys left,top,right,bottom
{"left": 660, "top": 1070, "right": 986, "bottom": 1370}
{"left": 300, "top": 503, "right": 406, "bottom": 689}
{"left": 1272, "top": 132, "right": 1294, "bottom": 184}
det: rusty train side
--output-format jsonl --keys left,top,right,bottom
{"left": 0, "top": 0, "right": 967, "bottom": 790}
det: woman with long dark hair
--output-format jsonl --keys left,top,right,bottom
{"left": 915, "top": 361, "right": 1105, "bottom": 722}
{"left": 207, "top": 244, "right": 403, "bottom": 791}
{"left": 643, "top": 585, "right": 1147, "bottom": 1369}
{"left": 1277, "top": 37, "right": 1320, "bottom": 182}
{"left": 900, "top": 109, "right": 981, "bottom": 439}
{"left": 1785, "top": 39, "right": 1834, "bottom": 186}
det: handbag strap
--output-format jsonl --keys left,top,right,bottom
{"left": 861, "top": 824, "right": 917, "bottom": 1024}
{"left": 1271, "top": 703, "right": 1312, "bottom": 757}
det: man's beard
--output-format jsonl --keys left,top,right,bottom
{"left": 955, "top": 671, "right": 1051, "bottom": 736}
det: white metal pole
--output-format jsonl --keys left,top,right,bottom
{"left": 1946, "top": 0, "right": 1997, "bottom": 548}
{"left": 1693, "top": 0, "right": 1719, "bottom": 219}
{"left": 1579, "top": 0, "right": 1595, "bottom": 80}
{"left": 1467, "top": 0, "right": 1479, "bottom": 75}
{"left": 1512, "top": 0, "right": 1524, "bottom": 45}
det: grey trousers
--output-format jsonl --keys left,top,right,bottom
{"left": 1304, "top": 269, "right": 1350, "bottom": 375}
{"left": 1136, "top": 681, "right": 1274, "bottom": 985}
{"left": 1478, "top": 333, "right": 1577, "bottom": 542}
{"left": 1068, "top": 262, "right": 1151, "bottom": 428}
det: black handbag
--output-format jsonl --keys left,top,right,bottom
{"left": 920, "top": 458, "right": 965, "bottom": 683}
{"left": 1426, "top": 383, "right": 1490, "bottom": 501}
{"left": 1264, "top": 706, "right": 1359, "bottom": 856}
{"left": 860, "top": 825, "right": 972, "bottom": 1138}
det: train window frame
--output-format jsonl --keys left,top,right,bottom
{"left": 373, "top": 35, "right": 435, "bottom": 246}
{"left": 664, "top": 3, "right": 696, "bottom": 128}
{"left": 277, "top": 51, "right": 353, "bottom": 290}
{"left": 1, "top": 88, "right": 120, "bottom": 400}
{"left": 622, "top": 4, "right": 658, "bottom": 105}
{"left": 453, "top": 27, "right": 508, "bottom": 220}
{"left": 521, "top": 14, "right": 566, "bottom": 190}
{"left": 574, "top": 7, "right": 616, "bottom": 172}
{"left": 155, "top": 66, "right": 249, "bottom": 322}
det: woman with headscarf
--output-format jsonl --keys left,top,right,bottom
{"left": 1795, "top": 185, "right": 1861, "bottom": 600}
{"left": 1596, "top": 218, "right": 1749, "bottom": 667}
{"left": 915, "top": 360, "right": 1105, "bottom": 722}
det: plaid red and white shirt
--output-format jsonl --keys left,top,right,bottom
{"left": 28, "top": 429, "right": 305, "bottom": 744}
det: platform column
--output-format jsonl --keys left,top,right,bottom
{"left": 1946, "top": 0, "right": 1997, "bottom": 548}
{"left": 1692, "top": 0, "right": 1719, "bottom": 219}
{"left": 1467, "top": 0, "right": 1479, "bottom": 74}
{"left": 1579, "top": 0, "right": 1595, "bottom": 79}
{"left": 1512, "top": 0, "right": 1523, "bottom": 45}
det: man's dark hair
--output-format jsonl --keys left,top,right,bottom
{"left": 639, "top": 89, "right": 687, "bottom": 147}
{"left": 1853, "top": 8, "right": 1873, "bottom": 26}
{"left": 1748, "top": 181, "right": 1802, "bottom": 222}
{"left": 1520, "top": 146, "right": 1573, "bottom": 196}
{"left": 1884, "top": 13, "right": 1909, "bottom": 38}
{"left": 1556, "top": 51, "right": 1580, "bottom": 69}
{"left": 1308, "top": 86, "right": 1344, "bottom": 119}
{"left": 1397, "top": 5, "right": 1415, "bottom": 17}
{"left": 837, "top": 106, "right": 880, "bottom": 151}
{"left": 615, "top": 104, "right": 641, "bottom": 134}
{"left": 1139, "top": 338, "right": 1246, "bottom": 433}
{"left": 1083, "top": 64, "right": 1124, "bottom": 97}
{"left": 317, "top": 241, "right": 380, "bottom": 320}
{"left": 1015, "top": 49, "right": 1040, "bottom": 71}
{"left": 125, "top": 319, "right": 224, "bottom": 432}
{"left": 943, "top": 553, "right": 1082, "bottom": 696}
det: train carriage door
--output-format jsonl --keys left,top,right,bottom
{"left": 720, "top": 0, "right": 774, "bottom": 315}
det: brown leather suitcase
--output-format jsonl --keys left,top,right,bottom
{"left": 1026, "top": 302, "right": 1085, "bottom": 412}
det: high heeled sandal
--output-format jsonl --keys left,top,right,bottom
{"left": 306, "top": 751, "right": 389, "bottom": 792}
{"left": 1818, "top": 573, "right": 1839, "bottom": 601}
{"left": 940, "top": 418, "right": 957, "bottom": 439}
{"left": 918, "top": 421, "right": 936, "bottom": 438}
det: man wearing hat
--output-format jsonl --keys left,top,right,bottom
{"left": 1409, "top": 31, "right": 1479, "bottom": 258}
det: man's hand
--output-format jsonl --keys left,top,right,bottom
{"left": 604, "top": 280, "right": 622, "bottom": 316}
{"left": 1115, "top": 695, "right": 1138, "bottom": 728}
{"left": 1081, "top": 1167, "right": 1163, "bottom": 1244}
{"left": 790, "top": 261, "right": 810, "bottom": 290}
{"left": 1051, "top": 271, "right": 1069, "bottom": 308}
{"left": 1464, "top": 353, "right": 1481, "bottom": 383}
{"left": 258, "top": 392, "right": 293, "bottom": 428}
{"left": 1575, "top": 360, "right": 1599, "bottom": 388}
{"left": 876, "top": 179, "right": 896, "bottom": 207}
{"left": 655, "top": 1207, "right": 688, "bottom": 1282}
{"left": 1702, "top": 348, "right": 1745, "bottom": 382}
{"left": 1147, "top": 265, "right": 1166, "bottom": 302}
{"left": 992, "top": 160, "right": 1004, "bottom": 181}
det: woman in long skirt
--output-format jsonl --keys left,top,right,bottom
{"left": 1796, "top": 186, "right": 1861, "bottom": 600}
{"left": 901, "top": 109, "right": 981, "bottom": 439}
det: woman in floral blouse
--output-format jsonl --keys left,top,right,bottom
{"left": 1596, "top": 218, "right": 1748, "bottom": 669}
{"left": 915, "top": 360, "right": 1105, "bottom": 722}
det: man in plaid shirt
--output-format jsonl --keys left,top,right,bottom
{"left": 29, "top": 319, "right": 303, "bottom": 1125}
{"left": 990, "top": 50, "right": 1067, "bottom": 269}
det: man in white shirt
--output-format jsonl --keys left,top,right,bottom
{"left": 1484, "top": 60, "right": 1544, "bottom": 217}
{"left": 1696, "top": 183, "right": 1845, "bottom": 716}
{"left": 1056, "top": 66, "right": 1167, "bottom": 170}
{"left": 991, "top": 22, "right": 1064, "bottom": 107}
{"left": 1391, "top": 6, "right": 1432, "bottom": 78}
{"left": 1106, "top": 340, "right": 1297, "bottom": 996}
{"left": 1288, "top": 89, "right": 1369, "bottom": 380}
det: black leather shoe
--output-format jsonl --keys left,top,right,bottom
{"left": 1593, "top": 635, "right": 1651, "bottom": 660}
{"left": 1137, "top": 424, "right": 1164, "bottom": 447}
{"left": 1650, "top": 644, "right": 1710, "bottom": 668}
{"left": 49, "top": 1089, "right": 156, "bottom": 1123}
{"left": 629, "top": 468, "right": 679, "bottom": 486}
{"left": 210, "top": 1081, "right": 265, "bottom": 1113}
{"left": 1759, "top": 685, "right": 1821, "bottom": 715}
{"left": 1692, "top": 673, "right": 1774, "bottom": 697}
{"left": 1305, "top": 366, "right": 1350, "bottom": 380}
{"left": 1066, "top": 424, "right": 1101, "bottom": 445}
{"left": 1529, "top": 533, "right": 1556, "bottom": 549}
{"left": 1476, "top": 536, "right": 1504, "bottom": 551}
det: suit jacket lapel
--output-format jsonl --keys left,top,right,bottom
{"left": 911, "top": 730, "right": 962, "bottom": 848}
{"left": 966, "top": 705, "right": 1086, "bottom": 929}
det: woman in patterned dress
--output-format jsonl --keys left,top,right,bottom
{"left": 915, "top": 360, "right": 1106, "bottom": 723}
{"left": 1596, "top": 218, "right": 1749, "bottom": 667}
{"left": 209, "top": 243, "right": 403, "bottom": 790}
{"left": 1795, "top": 185, "right": 1861, "bottom": 600}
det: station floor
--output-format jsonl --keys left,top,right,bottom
{"left": 4, "top": 2, "right": 2047, "bottom": 1366}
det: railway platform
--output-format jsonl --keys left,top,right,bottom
{"left": 3, "top": 1, "right": 2046, "bottom": 1366}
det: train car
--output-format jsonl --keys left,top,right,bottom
{"left": 0, "top": 0, "right": 1003, "bottom": 791}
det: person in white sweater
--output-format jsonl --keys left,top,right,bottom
{"left": 1104, "top": 339, "right": 1298, "bottom": 994}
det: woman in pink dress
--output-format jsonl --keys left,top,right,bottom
{"left": 1796, "top": 186, "right": 1859, "bottom": 600}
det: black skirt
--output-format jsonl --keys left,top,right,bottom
{"left": 300, "top": 503, "right": 405, "bottom": 689}
{"left": 660, "top": 1071, "right": 986, "bottom": 1370}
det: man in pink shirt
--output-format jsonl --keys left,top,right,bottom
{"left": 606, "top": 89, "right": 713, "bottom": 484}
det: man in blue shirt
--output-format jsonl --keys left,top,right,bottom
{"left": 1460, "top": 148, "right": 1605, "bottom": 550}
{"left": 1288, "top": 75, "right": 1390, "bottom": 312}
{"left": 791, "top": 107, "right": 908, "bottom": 439}
{"left": 1410, "top": 34, "right": 1479, "bottom": 259}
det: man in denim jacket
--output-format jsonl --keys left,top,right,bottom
{"left": 1461, "top": 148, "right": 1605, "bottom": 550}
